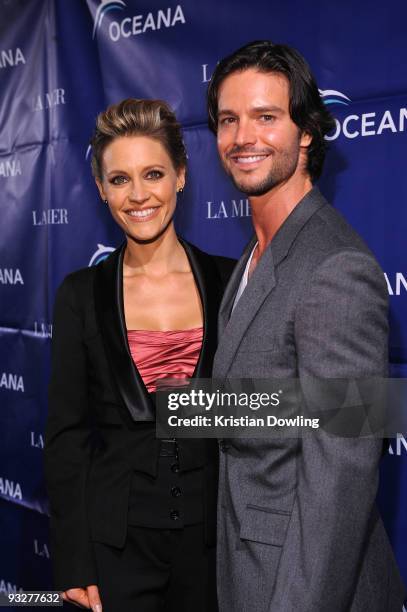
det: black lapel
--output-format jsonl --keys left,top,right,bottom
{"left": 93, "top": 239, "right": 222, "bottom": 421}
{"left": 93, "top": 243, "right": 155, "bottom": 421}
{"left": 177, "top": 239, "right": 221, "bottom": 470}
{"left": 179, "top": 239, "right": 221, "bottom": 378}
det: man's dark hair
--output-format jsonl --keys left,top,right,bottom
{"left": 207, "top": 40, "right": 336, "bottom": 182}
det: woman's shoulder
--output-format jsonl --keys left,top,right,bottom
{"left": 53, "top": 266, "right": 97, "bottom": 317}
{"left": 57, "top": 244, "right": 122, "bottom": 297}
{"left": 58, "top": 264, "right": 97, "bottom": 295}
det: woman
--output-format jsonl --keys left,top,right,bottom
{"left": 44, "top": 98, "right": 235, "bottom": 612}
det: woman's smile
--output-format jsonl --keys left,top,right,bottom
{"left": 125, "top": 206, "right": 160, "bottom": 222}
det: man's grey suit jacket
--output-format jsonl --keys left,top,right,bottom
{"left": 213, "top": 187, "right": 405, "bottom": 612}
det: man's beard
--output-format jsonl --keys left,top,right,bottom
{"left": 224, "top": 142, "right": 301, "bottom": 197}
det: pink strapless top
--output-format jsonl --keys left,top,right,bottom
{"left": 127, "top": 327, "right": 203, "bottom": 393}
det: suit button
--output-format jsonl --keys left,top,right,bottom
{"left": 170, "top": 509, "right": 179, "bottom": 521}
{"left": 171, "top": 486, "right": 182, "bottom": 498}
{"left": 171, "top": 463, "right": 180, "bottom": 473}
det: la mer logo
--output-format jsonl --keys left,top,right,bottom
{"left": 32, "top": 209, "right": 68, "bottom": 226}
{"left": 30, "top": 432, "right": 44, "bottom": 449}
{"left": 34, "top": 321, "right": 52, "bottom": 338}
{"left": 33, "top": 88, "right": 66, "bottom": 111}
{"left": 206, "top": 199, "right": 251, "bottom": 219}
{"left": 201, "top": 62, "right": 218, "bottom": 84}
{"left": 33, "top": 539, "right": 50, "bottom": 559}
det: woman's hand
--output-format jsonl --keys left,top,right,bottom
{"left": 61, "top": 585, "right": 102, "bottom": 611}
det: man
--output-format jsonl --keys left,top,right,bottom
{"left": 207, "top": 41, "right": 405, "bottom": 611}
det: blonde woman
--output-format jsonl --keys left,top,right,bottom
{"left": 45, "top": 99, "right": 234, "bottom": 612}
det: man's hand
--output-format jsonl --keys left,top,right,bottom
{"left": 61, "top": 585, "right": 102, "bottom": 611}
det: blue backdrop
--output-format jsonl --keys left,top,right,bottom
{"left": 1, "top": 0, "right": 406, "bottom": 597}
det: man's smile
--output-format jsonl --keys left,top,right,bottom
{"left": 228, "top": 152, "right": 271, "bottom": 171}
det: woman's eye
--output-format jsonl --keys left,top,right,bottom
{"left": 110, "top": 175, "right": 127, "bottom": 185}
{"left": 146, "top": 170, "right": 164, "bottom": 180}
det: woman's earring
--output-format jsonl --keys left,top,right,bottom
{"left": 177, "top": 185, "right": 184, "bottom": 193}
{"left": 103, "top": 199, "right": 108, "bottom": 204}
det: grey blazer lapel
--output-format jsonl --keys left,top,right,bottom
{"left": 214, "top": 243, "right": 276, "bottom": 379}
{"left": 218, "top": 235, "right": 257, "bottom": 336}
{"left": 214, "top": 187, "right": 328, "bottom": 380}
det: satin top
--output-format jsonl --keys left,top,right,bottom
{"left": 127, "top": 327, "right": 203, "bottom": 392}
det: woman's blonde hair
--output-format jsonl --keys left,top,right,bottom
{"left": 91, "top": 98, "right": 187, "bottom": 180}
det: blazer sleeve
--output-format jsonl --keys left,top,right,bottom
{"left": 44, "top": 274, "right": 98, "bottom": 591}
{"left": 270, "top": 248, "right": 388, "bottom": 611}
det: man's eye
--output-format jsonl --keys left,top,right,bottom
{"left": 146, "top": 170, "right": 164, "bottom": 180}
{"left": 260, "top": 114, "right": 275, "bottom": 122}
{"left": 110, "top": 175, "right": 127, "bottom": 185}
{"left": 220, "top": 117, "right": 236, "bottom": 126}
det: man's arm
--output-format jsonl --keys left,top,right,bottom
{"left": 271, "top": 248, "right": 388, "bottom": 611}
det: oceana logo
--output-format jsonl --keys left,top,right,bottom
{"left": 92, "top": 0, "right": 186, "bottom": 42}
{"left": 93, "top": 0, "right": 126, "bottom": 39}
{"left": 89, "top": 244, "right": 115, "bottom": 266}
{"left": 321, "top": 86, "right": 407, "bottom": 141}
{"left": 319, "top": 88, "right": 351, "bottom": 107}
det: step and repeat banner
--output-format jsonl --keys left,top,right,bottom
{"left": 0, "top": 0, "right": 406, "bottom": 596}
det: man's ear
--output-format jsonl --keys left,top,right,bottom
{"left": 95, "top": 178, "right": 106, "bottom": 201}
{"left": 300, "top": 131, "right": 312, "bottom": 148}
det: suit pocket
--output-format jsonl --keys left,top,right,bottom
{"left": 240, "top": 504, "right": 291, "bottom": 547}
{"left": 238, "top": 335, "right": 277, "bottom": 353}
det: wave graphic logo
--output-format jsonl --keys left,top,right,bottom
{"left": 319, "top": 89, "right": 351, "bottom": 107}
{"left": 92, "top": 0, "right": 126, "bottom": 39}
{"left": 89, "top": 244, "right": 115, "bottom": 266}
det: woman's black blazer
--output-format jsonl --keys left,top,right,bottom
{"left": 44, "top": 240, "right": 235, "bottom": 591}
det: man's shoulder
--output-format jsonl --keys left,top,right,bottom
{"left": 290, "top": 199, "right": 386, "bottom": 301}
{"left": 300, "top": 197, "right": 378, "bottom": 265}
